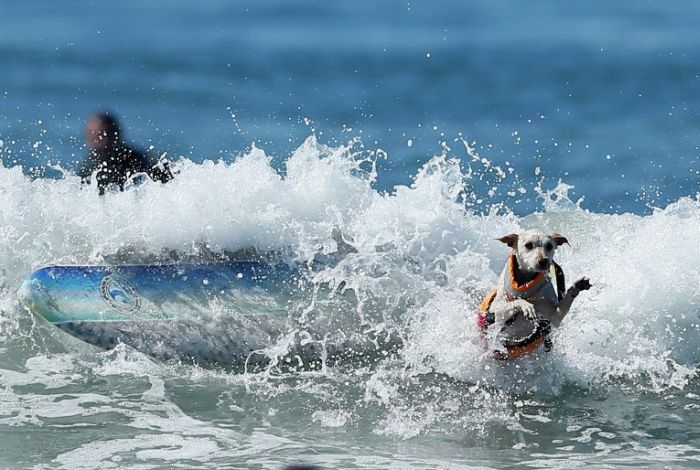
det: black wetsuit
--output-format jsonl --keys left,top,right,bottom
{"left": 77, "top": 145, "right": 172, "bottom": 194}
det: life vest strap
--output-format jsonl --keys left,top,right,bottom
{"left": 504, "top": 253, "right": 547, "bottom": 300}
{"left": 551, "top": 261, "right": 566, "bottom": 301}
{"left": 476, "top": 280, "right": 556, "bottom": 361}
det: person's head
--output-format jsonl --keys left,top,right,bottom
{"left": 85, "top": 112, "right": 121, "bottom": 151}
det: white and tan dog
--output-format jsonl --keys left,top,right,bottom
{"left": 488, "top": 230, "right": 591, "bottom": 328}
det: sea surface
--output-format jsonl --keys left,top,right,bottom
{"left": 1, "top": 1, "right": 699, "bottom": 468}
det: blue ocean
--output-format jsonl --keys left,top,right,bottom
{"left": 1, "top": 1, "right": 699, "bottom": 468}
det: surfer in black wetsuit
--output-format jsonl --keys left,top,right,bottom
{"left": 77, "top": 112, "right": 173, "bottom": 194}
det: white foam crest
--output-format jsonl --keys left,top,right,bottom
{"left": 402, "top": 187, "right": 700, "bottom": 394}
{"left": 0, "top": 136, "right": 373, "bottom": 281}
{"left": 536, "top": 179, "right": 584, "bottom": 212}
{"left": 551, "top": 194, "right": 700, "bottom": 389}
{"left": 2, "top": 137, "right": 699, "bottom": 396}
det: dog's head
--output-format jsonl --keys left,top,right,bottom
{"left": 498, "top": 230, "right": 569, "bottom": 273}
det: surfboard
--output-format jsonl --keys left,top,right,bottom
{"left": 20, "top": 261, "right": 299, "bottom": 364}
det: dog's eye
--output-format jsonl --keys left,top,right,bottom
{"left": 524, "top": 242, "right": 534, "bottom": 250}
{"left": 545, "top": 242, "right": 553, "bottom": 251}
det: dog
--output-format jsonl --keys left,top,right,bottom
{"left": 487, "top": 230, "right": 591, "bottom": 329}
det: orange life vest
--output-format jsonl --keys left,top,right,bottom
{"left": 476, "top": 258, "right": 563, "bottom": 360}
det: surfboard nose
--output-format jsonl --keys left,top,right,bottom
{"left": 18, "top": 278, "right": 32, "bottom": 308}
{"left": 19, "top": 272, "right": 56, "bottom": 322}
{"left": 17, "top": 275, "right": 47, "bottom": 318}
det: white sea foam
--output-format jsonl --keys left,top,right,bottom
{"left": 1, "top": 135, "right": 699, "bottom": 398}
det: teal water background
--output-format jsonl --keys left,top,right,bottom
{"left": 2, "top": 0, "right": 699, "bottom": 214}
{"left": 1, "top": 1, "right": 700, "bottom": 469}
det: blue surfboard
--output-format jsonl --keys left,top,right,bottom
{"left": 20, "top": 261, "right": 300, "bottom": 364}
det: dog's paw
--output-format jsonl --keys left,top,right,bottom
{"left": 522, "top": 307, "right": 538, "bottom": 321}
{"left": 514, "top": 299, "right": 537, "bottom": 320}
{"left": 497, "top": 309, "right": 516, "bottom": 323}
{"left": 573, "top": 277, "right": 591, "bottom": 291}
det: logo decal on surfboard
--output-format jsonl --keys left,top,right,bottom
{"left": 100, "top": 274, "right": 141, "bottom": 313}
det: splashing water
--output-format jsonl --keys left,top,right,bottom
{"left": 1, "top": 135, "right": 700, "bottom": 468}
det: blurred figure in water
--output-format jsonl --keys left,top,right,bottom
{"left": 77, "top": 112, "right": 173, "bottom": 194}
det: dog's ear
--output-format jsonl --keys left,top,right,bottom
{"left": 551, "top": 233, "right": 569, "bottom": 247}
{"left": 497, "top": 234, "right": 518, "bottom": 248}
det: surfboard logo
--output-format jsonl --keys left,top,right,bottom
{"left": 100, "top": 274, "right": 141, "bottom": 313}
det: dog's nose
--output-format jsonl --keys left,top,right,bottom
{"left": 538, "top": 259, "right": 549, "bottom": 269}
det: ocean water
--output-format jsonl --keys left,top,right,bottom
{"left": 1, "top": 1, "right": 699, "bottom": 468}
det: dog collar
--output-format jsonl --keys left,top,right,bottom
{"left": 503, "top": 252, "right": 548, "bottom": 301}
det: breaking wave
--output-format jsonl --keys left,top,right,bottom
{"left": 1, "top": 135, "right": 699, "bottom": 447}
